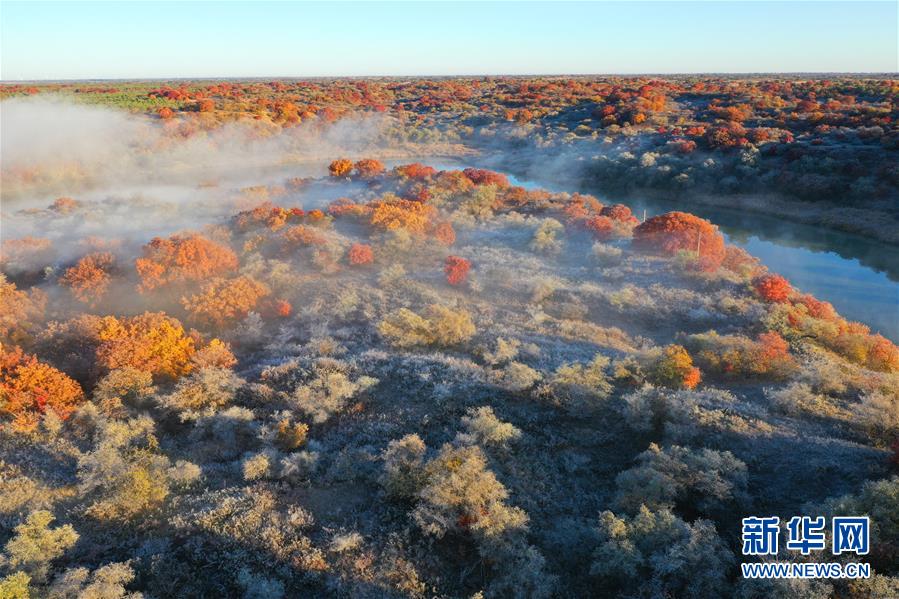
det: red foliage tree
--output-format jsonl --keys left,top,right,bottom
{"left": 600, "top": 203, "right": 634, "bottom": 222}
{"left": 585, "top": 216, "right": 614, "bottom": 240}
{"left": 753, "top": 274, "right": 793, "bottom": 303}
{"left": 158, "top": 107, "right": 175, "bottom": 119}
{"left": 444, "top": 256, "right": 471, "bottom": 286}
{"left": 462, "top": 168, "right": 510, "bottom": 188}
{"left": 197, "top": 99, "right": 215, "bottom": 112}
{"left": 632, "top": 211, "right": 726, "bottom": 271}
{"left": 348, "top": 243, "right": 374, "bottom": 265}
{"left": 395, "top": 163, "right": 437, "bottom": 180}
{"left": 433, "top": 222, "right": 456, "bottom": 246}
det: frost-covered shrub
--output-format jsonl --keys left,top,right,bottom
{"left": 277, "top": 450, "right": 319, "bottom": 483}
{"left": 379, "top": 304, "right": 476, "bottom": 348}
{"left": 766, "top": 382, "right": 831, "bottom": 417}
{"left": 591, "top": 506, "right": 734, "bottom": 597}
{"left": 855, "top": 390, "right": 899, "bottom": 446}
{"left": 545, "top": 354, "right": 613, "bottom": 412}
{"left": 329, "top": 531, "right": 364, "bottom": 554}
{"left": 242, "top": 452, "right": 272, "bottom": 481}
{"left": 489, "top": 361, "right": 542, "bottom": 392}
{"left": 457, "top": 406, "right": 522, "bottom": 448}
{"left": 236, "top": 568, "right": 284, "bottom": 599}
{"left": 381, "top": 434, "right": 428, "bottom": 500}
{"left": 47, "top": 562, "right": 142, "bottom": 599}
{"left": 620, "top": 386, "right": 701, "bottom": 441}
{"left": 92, "top": 367, "right": 156, "bottom": 416}
{"left": 736, "top": 576, "right": 834, "bottom": 599}
{"left": 614, "top": 443, "right": 748, "bottom": 515}
{"left": 290, "top": 362, "right": 378, "bottom": 424}
{"left": 591, "top": 242, "right": 623, "bottom": 266}
{"left": 530, "top": 218, "right": 564, "bottom": 254}
{"left": 189, "top": 406, "right": 259, "bottom": 461}
{"left": 1, "top": 511, "right": 78, "bottom": 583}
{"left": 413, "top": 444, "right": 528, "bottom": 540}
{"left": 816, "top": 476, "right": 899, "bottom": 574}
{"left": 159, "top": 367, "right": 243, "bottom": 420}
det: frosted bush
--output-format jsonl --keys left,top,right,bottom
{"left": 329, "top": 531, "right": 364, "bottom": 553}
{"left": 529, "top": 218, "right": 564, "bottom": 254}
{"left": 855, "top": 390, "right": 899, "bottom": 446}
{"left": 47, "top": 562, "right": 142, "bottom": 599}
{"left": 160, "top": 367, "right": 243, "bottom": 420}
{"left": 591, "top": 506, "right": 734, "bottom": 597}
{"left": 380, "top": 434, "right": 428, "bottom": 500}
{"left": 1, "top": 511, "right": 78, "bottom": 583}
{"left": 546, "top": 354, "right": 613, "bottom": 412}
{"left": 766, "top": 382, "right": 829, "bottom": 416}
{"left": 591, "top": 242, "right": 623, "bottom": 266}
{"left": 242, "top": 452, "right": 272, "bottom": 481}
{"left": 379, "top": 304, "right": 476, "bottom": 348}
{"left": 490, "top": 361, "right": 542, "bottom": 392}
{"left": 278, "top": 450, "right": 319, "bottom": 483}
{"left": 458, "top": 406, "right": 522, "bottom": 448}
{"left": 614, "top": 443, "right": 748, "bottom": 515}
{"left": 413, "top": 444, "right": 528, "bottom": 540}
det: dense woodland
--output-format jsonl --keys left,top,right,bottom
{"left": 1, "top": 77, "right": 898, "bottom": 598}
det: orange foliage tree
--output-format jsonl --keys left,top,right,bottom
{"left": 433, "top": 222, "right": 456, "bottom": 246}
{"left": 649, "top": 344, "right": 701, "bottom": 390}
{"left": 61, "top": 252, "right": 116, "bottom": 305}
{"left": 633, "top": 211, "right": 726, "bottom": 271}
{"left": 753, "top": 274, "right": 793, "bottom": 303}
{"left": 354, "top": 158, "right": 385, "bottom": 178}
{"left": 0, "top": 277, "right": 46, "bottom": 344}
{"left": 1, "top": 347, "right": 85, "bottom": 431}
{"left": 135, "top": 234, "right": 238, "bottom": 292}
{"left": 181, "top": 276, "right": 270, "bottom": 329}
{"left": 348, "top": 243, "right": 374, "bottom": 265}
{"left": 329, "top": 158, "right": 353, "bottom": 178}
{"left": 370, "top": 198, "right": 436, "bottom": 235}
{"left": 444, "top": 256, "right": 471, "bottom": 286}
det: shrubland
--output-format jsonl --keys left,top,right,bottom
{"left": 1, "top": 89, "right": 897, "bottom": 596}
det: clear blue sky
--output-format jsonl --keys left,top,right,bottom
{"left": 1, "top": 1, "right": 896, "bottom": 80}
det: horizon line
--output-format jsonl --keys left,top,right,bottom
{"left": 3, "top": 71, "right": 898, "bottom": 84}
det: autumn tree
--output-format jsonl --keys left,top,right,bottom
{"left": 0, "top": 276, "right": 46, "bottom": 344}
{"left": 60, "top": 252, "right": 116, "bottom": 305}
{"left": 328, "top": 158, "right": 353, "bottom": 178}
{"left": 135, "top": 234, "right": 238, "bottom": 292}
{"left": 752, "top": 274, "right": 793, "bottom": 303}
{"left": 444, "top": 255, "right": 471, "bottom": 286}
{"left": 0, "top": 347, "right": 85, "bottom": 432}
{"left": 633, "top": 211, "right": 726, "bottom": 271}
{"left": 648, "top": 345, "right": 701, "bottom": 390}
{"left": 463, "top": 168, "right": 510, "bottom": 188}
{"left": 181, "top": 276, "right": 270, "bottom": 329}
{"left": 353, "top": 158, "right": 385, "bottom": 178}
{"left": 348, "top": 243, "right": 374, "bottom": 265}
{"left": 433, "top": 222, "right": 456, "bottom": 246}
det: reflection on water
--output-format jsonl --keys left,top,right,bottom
{"left": 423, "top": 161, "right": 899, "bottom": 342}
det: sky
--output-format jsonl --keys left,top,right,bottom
{"left": 1, "top": 1, "right": 896, "bottom": 80}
